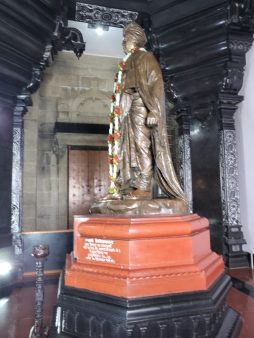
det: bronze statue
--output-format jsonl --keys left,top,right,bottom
{"left": 91, "top": 22, "right": 187, "bottom": 214}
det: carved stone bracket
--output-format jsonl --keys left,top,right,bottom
{"left": 221, "top": 31, "right": 253, "bottom": 94}
{"left": 52, "top": 137, "right": 67, "bottom": 162}
{"left": 75, "top": 3, "right": 138, "bottom": 28}
{"left": 53, "top": 17, "right": 86, "bottom": 58}
{"left": 218, "top": 93, "right": 248, "bottom": 267}
{"left": 221, "top": 62, "right": 244, "bottom": 94}
{"left": 229, "top": 0, "right": 254, "bottom": 30}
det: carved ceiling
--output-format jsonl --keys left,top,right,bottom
{"left": 68, "top": 0, "right": 149, "bottom": 18}
{"left": 74, "top": 3, "right": 138, "bottom": 28}
{"left": 0, "top": 0, "right": 253, "bottom": 111}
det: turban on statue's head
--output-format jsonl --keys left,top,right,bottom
{"left": 123, "top": 22, "right": 147, "bottom": 48}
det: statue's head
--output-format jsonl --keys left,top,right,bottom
{"left": 122, "top": 22, "right": 147, "bottom": 54}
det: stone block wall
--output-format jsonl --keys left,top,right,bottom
{"left": 22, "top": 52, "right": 118, "bottom": 231}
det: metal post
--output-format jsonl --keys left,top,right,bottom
{"left": 29, "top": 245, "right": 49, "bottom": 338}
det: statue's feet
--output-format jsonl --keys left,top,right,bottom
{"left": 98, "top": 192, "right": 122, "bottom": 201}
{"left": 123, "top": 189, "right": 152, "bottom": 200}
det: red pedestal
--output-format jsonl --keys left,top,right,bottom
{"left": 65, "top": 214, "right": 224, "bottom": 298}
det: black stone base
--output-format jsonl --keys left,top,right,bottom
{"left": 224, "top": 225, "right": 249, "bottom": 269}
{"left": 231, "top": 273, "right": 254, "bottom": 299}
{"left": 225, "top": 252, "right": 249, "bottom": 269}
{"left": 49, "top": 273, "right": 241, "bottom": 338}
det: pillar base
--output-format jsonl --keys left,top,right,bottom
{"left": 224, "top": 252, "right": 249, "bottom": 268}
{"left": 224, "top": 224, "right": 249, "bottom": 268}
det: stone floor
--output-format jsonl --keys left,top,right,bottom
{"left": 0, "top": 269, "right": 254, "bottom": 338}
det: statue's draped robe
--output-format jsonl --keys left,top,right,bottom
{"left": 117, "top": 50, "right": 185, "bottom": 200}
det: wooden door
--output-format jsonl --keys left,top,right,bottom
{"left": 68, "top": 149, "right": 109, "bottom": 228}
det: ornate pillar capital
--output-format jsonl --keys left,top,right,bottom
{"left": 13, "top": 94, "right": 30, "bottom": 124}
{"left": 217, "top": 93, "right": 243, "bottom": 130}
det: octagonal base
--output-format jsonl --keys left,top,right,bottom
{"left": 65, "top": 214, "right": 224, "bottom": 298}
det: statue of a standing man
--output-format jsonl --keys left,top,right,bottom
{"left": 107, "top": 22, "right": 185, "bottom": 201}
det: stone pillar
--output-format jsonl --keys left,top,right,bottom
{"left": 176, "top": 107, "right": 193, "bottom": 212}
{"left": 0, "top": 102, "right": 13, "bottom": 243}
{"left": 217, "top": 26, "right": 253, "bottom": 267}
{"left": 218, "top": 93, "right": 248, "bottom": 268}
{"left": 11, "top": 96, "right": 28, "bottom": 255}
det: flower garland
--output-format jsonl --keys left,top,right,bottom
{"left": 107, "top": 47, "right": 146, "bottom": 194}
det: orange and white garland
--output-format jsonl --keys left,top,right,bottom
{"left": 107, "top": 47, "right": 146, "bottom": 194}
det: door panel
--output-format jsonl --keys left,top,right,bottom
{"left": 68, "top": 149, "right": 108, "bottom": 227}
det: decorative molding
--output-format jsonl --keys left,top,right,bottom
{"left": 69, "top": 263, "right": 201, "bottom": 280}
{"left": 75, "top": 3, "right": 138, "bottom": 28}
{"left": 59, "top": 306, "right": 228, "bottom": 338}
{"left": 218, "top": 94, "right": 243, "bottom": 129}
{"left": 229, "top": 38, "right": 253, "bottom": 53}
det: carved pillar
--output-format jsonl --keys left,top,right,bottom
{"left": 217, "top": 24, "right": 253, "bottom": 267}
{"left": 10, "top": 19, "right": 86, "bottom": 251}
{"left": 11, "top": 96, "right": 29, "bottom": 256}
{"left": 176, "top": 108, "right": 193, "bottom": 212}
{"left": 150, "top": 0, "right": 254, "bottom": 260}
{"left": 218, "top": 93, "right": 248, "bottom": 267}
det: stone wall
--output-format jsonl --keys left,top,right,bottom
{"left": 22, "top": 52, "right": 118, "bottom": 231}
